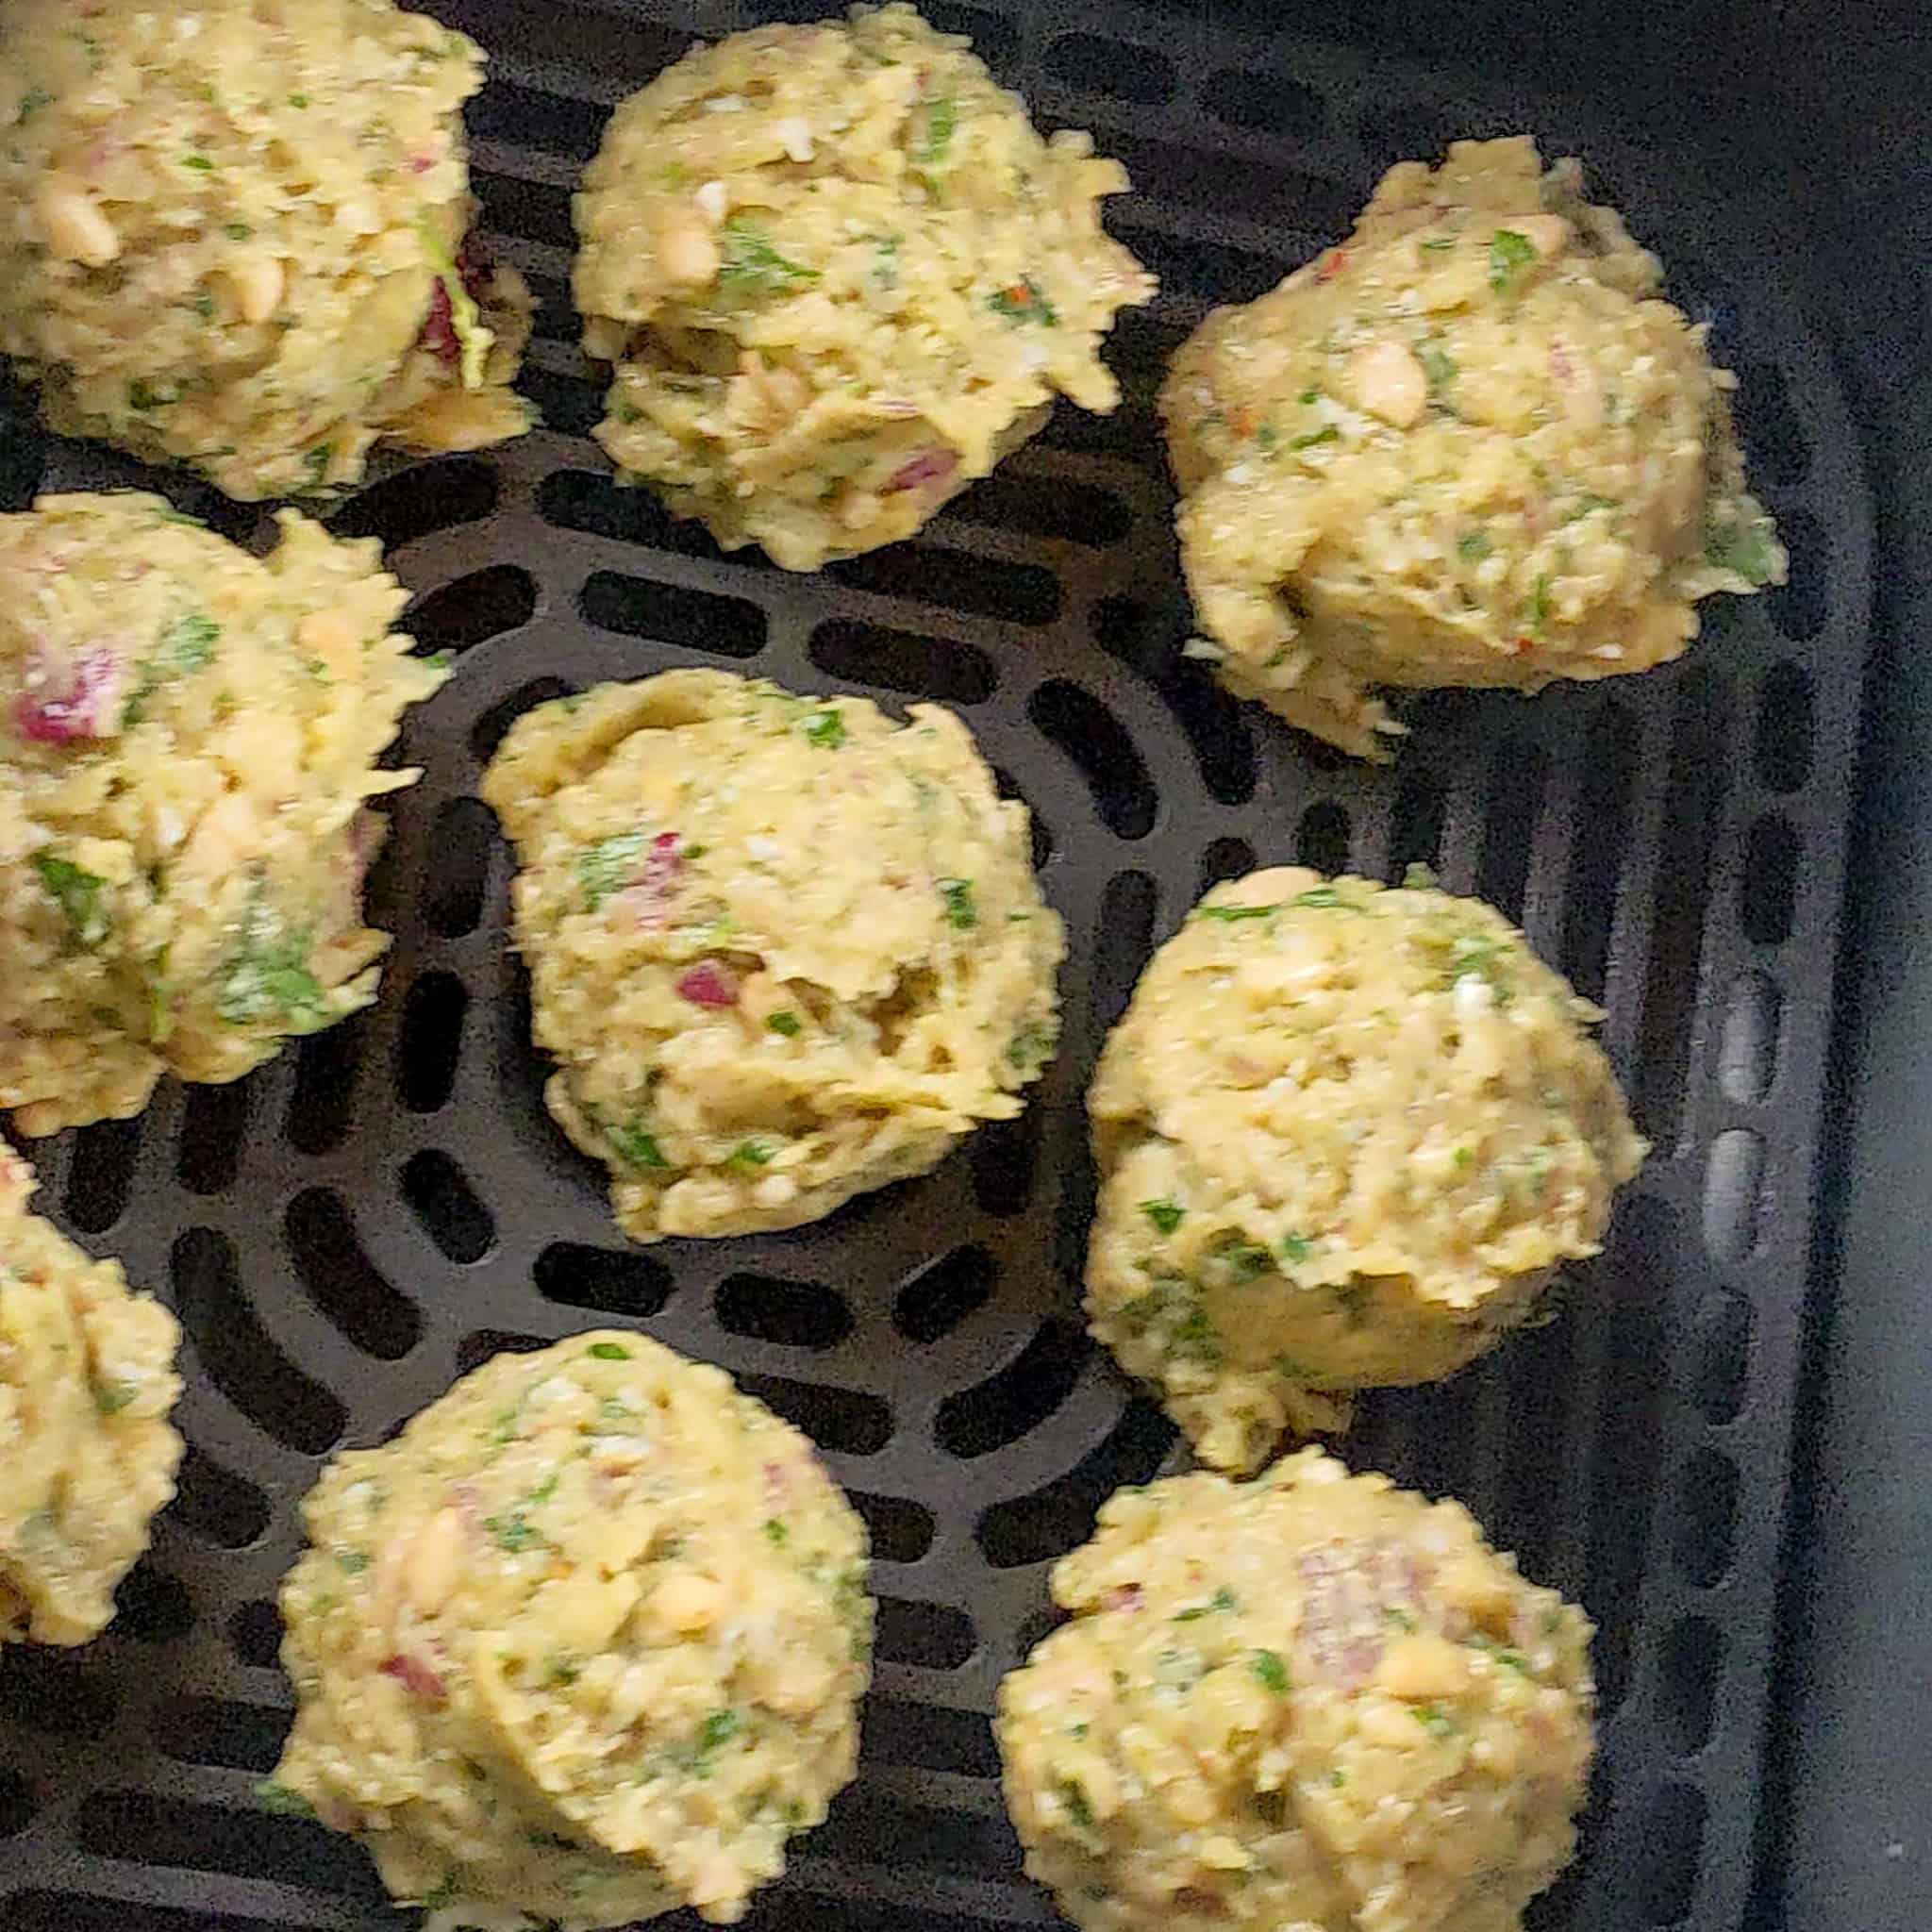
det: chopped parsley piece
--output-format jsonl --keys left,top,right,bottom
{"left": 588, "top": 1341, "right": 631, "bottom": 1360}
{"left": 604, "top": 1120, "right": 670, "bottom": 1173}
{"left": 718, "top": 216, "right": 821, "bottom": 296}
{"left": 1403, "top": 862, "right": 1439, "bottom": 890}
{"left": 182, "top": 153, "right": 215, "bottom": 172}
{"left": 1385, "top": 1607, "right": 1418, "bottom": 1632}
{"left": 726, "top": 1139, "right": 775, "bottom": 1170}
{"left": 763, "top": 1519, "right": 789, "bottom": 1546}
{"left": 162, "top": 611, "right": 220, "bottom": 675}
{"left": 1290, "top": 423, "right": 1341, "bottom": 450}
{"left": 32, "top": 854, "right": 109, "bottom": 951}
{"left": 217, "top": 895, "right": 328, "bottom": 1032}
{"left": 126, "top": 378, "right": 175, "bottom": 412}
{"left": 1207, "top": 1237, "right": 1274, "bottom": 1285}
{"left": 1420, "top": 234, "right": 1457, "bottom": 254}
{"left": 1489, "top": 227, "right": 1537, "bottom": 291}
{"left": 93, "top": 1380, "right": 137, "bottom": 1416}
{"left": 1457, "top": 529, "right": 1492, "bottom": 561}
{"left": 1174, "top": 1586, "right": 1239, "bottom": 1622}
{"left": 1193, "top": 901, "right": 1278, "bottom": 923}
{"left": 17, "top": 88, "right": 54, "bottom": 125}
{"left": 1413, "top": 1702, "right": 1459, "bottom": 1738}
{"left": 254, "top": 1781, "right": 314, "bottom": 1818}
{"left": 803, "top": 707, "right": 846, "bottom": 749}
{"left": 288, "top": 93, "right": 310, "bottom": 108}
{"left": 938, "top": 876, "right": 978, "bottom": 930}
{"left": 1279, "top": 1232, "right": 1314, "bottom": 1264}
{"left": 988, "top": 277, "right": 1058, "bottom": 325}
{"left": 1141, "top": 1198, "right": 1185, "bottom": 1236}
{"left": 484, "top": 1511, "right": 545, "bottom": 1554}
{"left": 1250, "top": 1648, "right": 1291, "bottom": 1693}
{"left": 1529, "top": 573, "right": 1553, "bottom": 634}
{"left": 336, "top": 1547, "right": 371, "bottom": 1574}
{"left": 1705, "top": 515, "right": 1778, "bottom": 586}
{"left": 1291, "top": 886, "right": 1348, "bottom": 909}
{"left": 915, "top": 92, "right": 957, "bottom": 168}
{"left": 1060, "top": 1780, "right": 1094, "bottom": 1830}
{"left": 225, "top": 221, "right": 254, "bottom": 242}
{"left": 766, "top": 1010, "right": 803, "bottom": 1037}
{"left": 577, "top": 831, "right": 647, "bottom": 910}
{"left": 1418, "top": 341, "right": 1457, "bottom": 398}
{"left": 691, "top": 1707, "right": 744, "bottom": 1772}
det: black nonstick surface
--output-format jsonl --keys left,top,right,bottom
{"left": 0, "top": 4, "right": 1881, "bottom": 1930}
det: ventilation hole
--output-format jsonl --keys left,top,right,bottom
{"left": 75, "top": 1790, "right": 389, "bottom": 1904}
{"left": 848, "top": 1492, "right": 937, "bottom": 1565}
{"left": 1029, "top": 680, "right": 1157, "bottom": 839}
{"left": 470, "top": 675, "right": 580, "bottom": 765}
{"left": 326, "top": 456, "right": 498, "bottom": 548}
{"left": 1043, "top": 31, "right": 1174, "bottom": 103}
{"left": 537, "top": 468, "right": 776, "bottom": 569}
{"left": 150, "top": 1695, "right": 288, "bottom": 1774}
{"left": 284, "top": 1012, "right": 367, "bottom": 1158}
{"left": 895, "top": 1244, "right": 996, "bottom": 1343}
{"left": 8, "top": 1898, "right": 292, "bottom": 1932}
{"left": 457, "top": 1328, "right": 548, "bottom": 1375}
{"left": 0, "top": 385, "right": 47, "bottom": 511}
{"left": 579, "top": 571, "right": 769, "bottom": 658}
{"left": 1658, "top": 1616, "right": 1724, "bottom": 1757}
{"left": 1114, "top": 224, "right": 1292, "bottom": 307}
{"left": 404, "top": 564, "right": 538, "bottom": 659}
{"left": 861, "top": 1695, "right": 998, "bottom": 1777}
{"left": 1157, "top": 662, "right": 1257, "bottom": 806}
{"left": 967, "top": 1101, "right": 1042, "bottom": 1222}
{"left": 1199, "top": 837, "right": 1256, "bottom": 893}
{"left": 471, "top": 168, "right": 574, "bottom": 250}
{"left": 1754, "top": 659, "right": 1814, "bottom": 794}
{"left": 1493, "top": 1304, "right": 1575, "bottom": 1605}
{"left": 920, "top": 3, "right": 1016, "bottom": 67}
{"left": 1559, "top": 705, "right": 1638, "bottom": 1003}
{"left": 1296, "top": 800, "right": 1351, "bottom": 874}
{"left": 1702, "top": 1129, "right": 1765, "bottom": 1265}
{"left": 1586, "top": 1194, "right": 1672, "bottom": 1717}
{"left": 227, "top": 1598, "right": 282, "bottom": 1669}
{"left": 1106, "top": 132, "right": 1356, "bottom": 235}
{"left": 1767, "top": 508, "right": 1825, "bottom": 641}
{"left": 937, "top": 1320, "right": 1091, "bottom": 1459}
{"left": 0, "top": 1648, "right": 119, "bottom": 1739}
{"left": 63, "top": 1115, "right": 141, "bottom": 1233}
{"left": 523, "top": 270, "right": 575, "bottom": 346}
{"left": 873, "top": 1598, "right": 976, "bottom": 1672}
{"left": 172, "top": 1228, "right": 345, "bottom": 1456}
{"left": 402, "top": 1149, "right": 496, "bottom": 1263}
{"left": 395, "top": 971, "right": 469, "bottom": 1114}
{"left": 737, "top": 1374, "right": 891, "bottom": 1457}
{"left": 1205, "top": 69, "right": 1326, "bottom": 139}
{"left": 1740, "top": 816, "right": 1800, "bottom": 946}
{"left": 424, "top": 794, "right": 498, "bottom": 939}
{"left": 1634, "top": 1780, "right": 1707, "bottom": 1925}
{"left": 1637, "top": 672, "right": 1726, "bottom": 1147}
{"left": 534, "top": 1241, "right": 675, "bottom": 1319}
{"left": 829, "top": 543, "right": 1060, "bottom": 626}
{"left": 978, "top": 1398, "right": 1176, "bottom": 1569}
{"left": 1089, "top": 869, "right": 1158, "bottom": 1037}
{"left": 0, "top": 1771, "right": 31, "bottom": 1839}
{"left": 1675, "top": 1448, "right": 1740, "bottom": 1588}
{"left": 948, "top": 468, "right": 1133, "bottom": 547}
{"left": 175, "top": 1077, "right": 252, "bottom": 1195}
{"left": 1388, "top": 768, "right": 1446, "bottom": 879}
{"left": 1476, "top": 743, "right": 1548, "bottom": 923}
{"left": 518, "top": 364, "right": 605, "bottom": 440}
{"left": 1691, "top": 1291, "right": 1754, "bottom": 1425}
{"left": 809, "top": 619, "right": 996, "bottom": 705}
{"left": 464, "top": 77, "right": 614, "bottom": 160}
{"left": 113, "top": 1559, "right": 193, "bottom": 1644}
{"left": 286, "top": 1189, "right": 422, "bottom": 1361}
{"left": 170, "top": 1443, "right": 272, "bottom": 1550}
{"left": 1732, "top": 359, "right": 1811, "bottom": 488}
{"left": 717, "top": 1274, "right": 855, "bottom": 1350}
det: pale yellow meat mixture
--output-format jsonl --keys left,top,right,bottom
{"left": 998, "top": 1449, "right": 1595, "bottom": 1932}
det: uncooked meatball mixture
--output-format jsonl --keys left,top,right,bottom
{"left": 998, "top": 1448, "right": 1595, "bottom": 1932}
{"left": 575, "top": 4, "right": 1154, "bottom": 569}
{"left": 0, "top": 491, "right": 444, "bottom": 1135}
{"left": 1085, "top": 866, "right": 1645, "bottom": 1471}
{"left": 271, "top": 1329, "right": 873, "bottom": 1926}
{"left": 0, "top": 1150, "right": 183, "bottom": 1647}
{"left": 1162, "top": 137, "right": 1785, "bottom": 757}
{"left": 0, "top": 0, "right": 533, "bottom": 500}
{"left": 482, "top": 669, "right": 1063, "bottom": 1241}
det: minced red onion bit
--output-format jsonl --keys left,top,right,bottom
{"left": 13, "top": 645, "right": 123, "bottom": 743}
{"left": 676, "top": 959, "right": 740, "bottom": 1008}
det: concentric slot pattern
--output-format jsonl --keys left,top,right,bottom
{"left": 0, "top": 3, "right": 1870, "bottom": 1930}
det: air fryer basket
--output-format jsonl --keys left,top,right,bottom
{"left": 0, "top": 3, "right": 1887, "bottom": 1930}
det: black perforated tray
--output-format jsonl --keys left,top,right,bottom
{"left": 0, "top": 4, "right": 1883, "bottom": 1930}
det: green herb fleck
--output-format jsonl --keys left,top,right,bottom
{"left": 718, "top": 216, "right": 821, "bottom": 296}
{"left": 288, "top": 93, "right": 310, "bottom": 108}
{"left": 182, "top": 153, "right": 215, "bottom": 172}
{"left": 915, "top": 92, "right": 957, "bottom": 168}
{"left": 216, "top": 892, "right": 328, "bottom": 1033}
{"left": 1705, "top": 514, "right": 1778, "bottom": 587}
{"left": 1291, "top": 885, "right": 1353, "bottom": 909}
{"left": 1328, "top": 1767, "right": 1347, "bottom": 1788}
{"left": 1529, "top": 573, "right": 1553, "bottom": 634}
{"left": 1174, "top": 1586, "right": 1239, "bottom": 1622}
{"left": 1418, "top": 341, "right": 1457, "bottom": 398}
{"left": 484, "top": 1511, "right": 546, "bottom": 1554}
{"left": 1060, "top": 1780, "right": 1094, "bottom": 1830}
{"left": 1413, "top": 1702, "right": 1459, "bottom": 1738}
{"left": 604, "top": 1120, "right": 670, "bottom": 1174}
{"left": 17, "top": 87, "right": 54, "bottom": 124}
{"left": 1193, "top": 901, "right": 1278, "bottom": 923}
{"left": 1290, "top": 423, "right": 1341, "bottom": 450}
{"left": 93, "top": 1381, "right": 137, "bottom": 1416}
{"left": 1141, "top": 1198, "right": 1185, "bottom": 1236}
{"left": 1420, "top": 234, "right": 1457, "bottom": 254}
{"left": 1279, "top": 1232, "right": 1314, "bottom": 1264}
{"left": 1386, "top": 1607, "right": 1418, "bottom": 1632}
{"left": 1250, "top": 1648, "right": 1291, "bottom": 1693}
{"left": 727, "top": 1139, "right": 775, "bottom": 1171}
{"left": 577, "top": 831, "right": 647, "bottom": 910}
{"left": 692, "top": 1707, "right": 744, "bottom": 1769}
{"left": 225, "top": 221, "right": 254, "bottom": 242}
{"left": 1489, "top": 227, "right": 1537, "bottom": 291}
{"left": 255, "top": 1781, "right": 315, "bottom": 1818}
{"left": 803, "top": 707, "right": 846, "bottom": 749}
{"left": 938, "top": 876, "right": 978, "bottom": 930}
{"left": 1457, "top": 529, "right": 1491, "bottom": 561}
{"left": 763, "top": 1519, "right": 789, "bottom": 1546}
{"left": 589, "top": 1341, "right": 631, "bottom": 1360}
{"left": 988, "top": 277, "right": 1058, "bottom": 325}
{"left": 32, "top": 854, "right": 109, "bottom": 951}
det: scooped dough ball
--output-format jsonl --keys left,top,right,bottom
{"left": 1086, "top": 866, "right": 1645, "bottom": 1471}
{"left": 997, "top": 1449, "right": 1595, "bottom": 1932}
{"left": 271, "top": 1328, "right": 873, "bottom": 1926}
{"left": 0, "top": 0, "right": 534, "bottom": 501}
{"left": 0, "top": 1150, "right": 183, "bottom": 1646}
{"left": 482, "top": 669, "right": 1063, "bottom": 1241}
{"left": 1160, "top": 136, "right": 1785, "bottom": 758}
{"left": 0, "top": 491, "right": 444, "bottom": 1136}
{"left": 574, "top": 3, "right": 1154, "bottom": 570}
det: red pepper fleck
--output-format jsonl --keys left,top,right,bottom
{"left": 763, "top": 1459, "right": 794, "bottom": 1503}
{"left": 1513, "top": 635, "right": 1536, "bottom": 655}
{"left": 1229, "top": 407, "right": 1255, "bottom": 440}
{"left": 379, "top": 1652, "right": 446, "bottom": 1705}
{"left": 1315, "top": 247, "right": 1348, "bottom": 283}
{"left": 676, "top": 960, "right": 740, "bottom": 1008}
{"left": 408, "top": 152, "right": 437, "bottom": 175}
